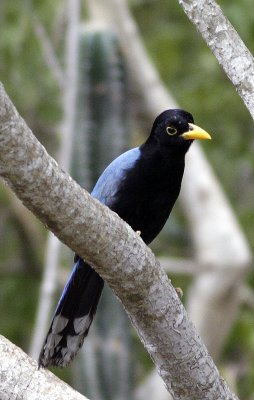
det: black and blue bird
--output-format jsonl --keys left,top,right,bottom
{"left": 39, "top": 109, "right": 211, "bottom": 368}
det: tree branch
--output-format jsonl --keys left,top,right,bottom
{"left": 0, "top": 335, "right": 89, "bottom": 400}
{"left": 178, "top": 0, "right": 254, "bottom": 119}
{"left": 0, "top": 82, "right": 238, "bottom": 399}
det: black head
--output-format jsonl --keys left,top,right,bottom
{"left": 148, "top": 109, "right": 211, "bottom": 151}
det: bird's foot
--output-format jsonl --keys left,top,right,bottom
{"left": 175, "top": 287, "right": 183, "bottom": 299}
{"left": 136, "top": 230, "right": 141, "bottom": 236}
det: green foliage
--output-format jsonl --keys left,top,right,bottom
{"left": 0, "top": 273, "right": 39, "bottom": 347}
{"left": 0, "top": 1, "right": 61, "bottom": 149}
{"left": 223, "top": 307, "right": 254, "bottom": 399}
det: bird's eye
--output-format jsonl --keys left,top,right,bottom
{"left": 166, "top": 126, "right": 177, "bottom": 136}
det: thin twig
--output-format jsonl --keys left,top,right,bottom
{"left": 24, "top": 2, "right": 65, "bottom": 90}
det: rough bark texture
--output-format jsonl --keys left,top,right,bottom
{"left": 0, "top": 335, "right": 88, "bottom": 400}
{"left": 0, "top": 83, "right": 239, "bottom": 399}
{"left": 179, "top": 0, "right": 254, "bottom": 119}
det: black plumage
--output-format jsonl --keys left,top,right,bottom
{"left": 39, "top": 109, "right": 211, "bottom": 368}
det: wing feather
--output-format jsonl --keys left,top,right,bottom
{"left": 91, "top": 147, "right": 140, "bottom": 206}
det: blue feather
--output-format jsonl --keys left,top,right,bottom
{"left": 91, "top": 147, "right": 140, "bottom": 206}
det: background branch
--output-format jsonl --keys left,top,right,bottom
{"left": 178, "top": 0, "right": 254, "bottom": 119}
{"left": 30, "top": 12, "right": 65, "bottom": 90}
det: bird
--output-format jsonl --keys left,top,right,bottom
{"left": 38, "top": 109, "right": 211, "bottom": 368}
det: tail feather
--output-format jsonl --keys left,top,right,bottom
{"left": 38, "top": 258, "right": 104, "bottom": 368}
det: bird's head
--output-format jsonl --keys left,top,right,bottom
{"left": 150, "top": 109, "right": 211, "bottom": 151}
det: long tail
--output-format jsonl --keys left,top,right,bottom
{"left": 38, "top": 257, "right": 104, "bottom": 368}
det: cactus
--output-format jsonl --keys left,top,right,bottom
{"left": 71, "top": 26, "right": 133, "bottom": 400}
{"left": 72, "top": 26, "right": 129, "bottom": 191}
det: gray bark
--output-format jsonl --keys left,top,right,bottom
{"left": 178, "top": 0, "right": 254, "bottom": 119}
{"left": 0, "top": 82, "right": 238, "bottom": 399}
{"left": 0, "top": 335, "right": 89, "bottom": 400}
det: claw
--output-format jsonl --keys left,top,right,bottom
{"left": 175, "top": 287, "right": 183, "bottom": 299}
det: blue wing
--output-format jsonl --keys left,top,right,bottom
{"left": 91, "top": 147, "right": 140, "bottom": 206}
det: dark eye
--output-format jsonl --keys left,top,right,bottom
{"left": 166, "top": 126, "right": 177, "bottom": 136}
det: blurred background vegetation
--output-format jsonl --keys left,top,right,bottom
{"left": 0, "top": 0, "right": 254, "bottom": 399}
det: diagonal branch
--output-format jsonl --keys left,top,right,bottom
{"left": 178, "top": 0, "right": 254, "bottom": 119}
{"left": 0, "top": 83, "right": 238, "bottom": 399}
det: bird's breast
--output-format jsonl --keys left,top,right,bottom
{"left": 110, "top": 157, "right": 184, "bottom": 244}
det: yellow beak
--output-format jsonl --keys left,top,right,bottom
{"left": 181, "top": 123, "right": 212, "bottom": 140}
